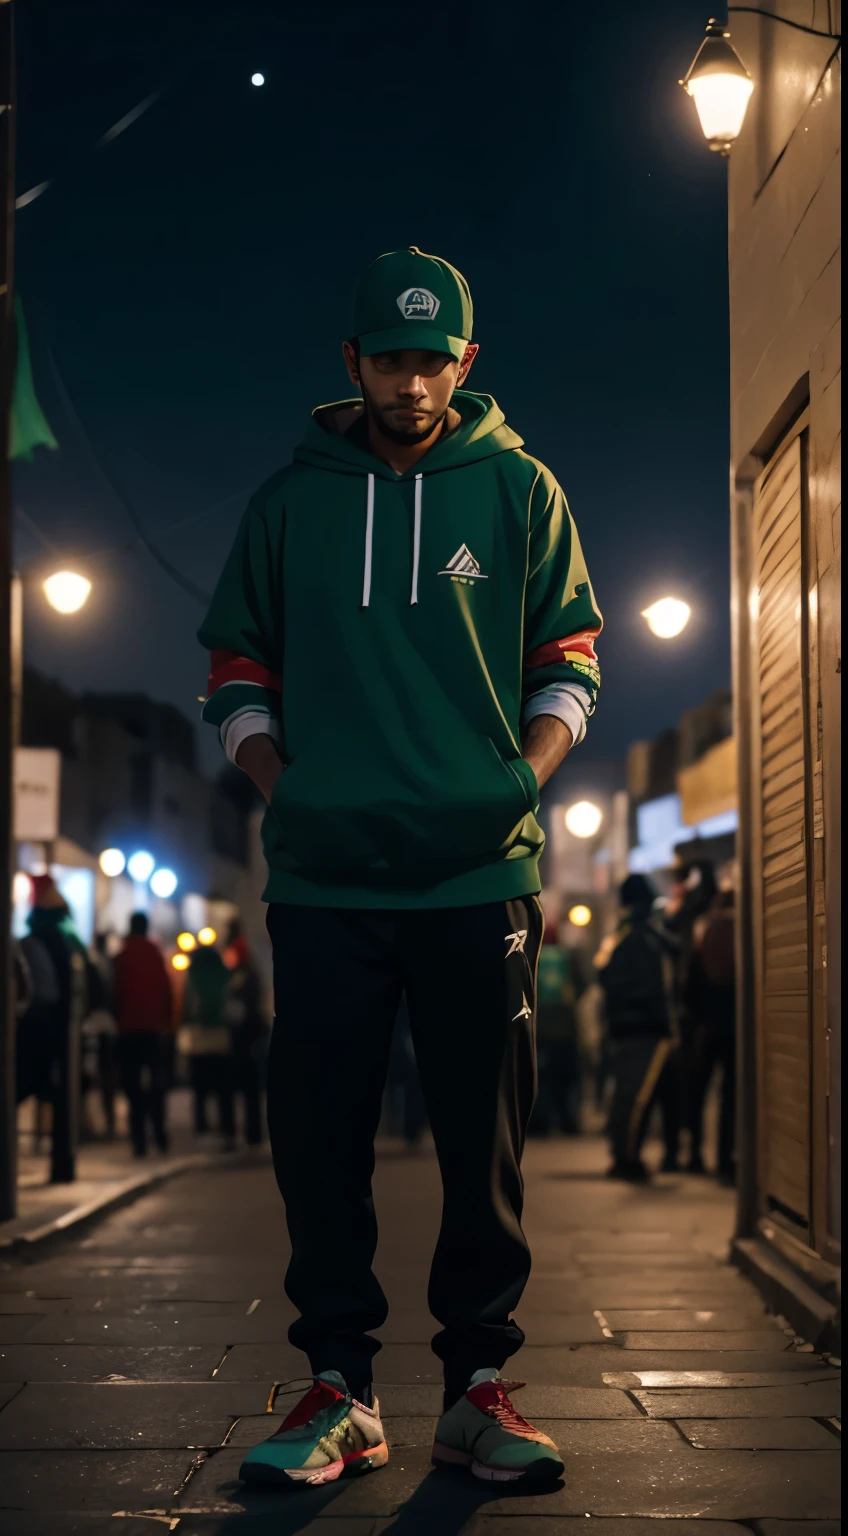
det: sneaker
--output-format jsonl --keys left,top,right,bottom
{"left": 239, "top": 1371, "right": 388, "bottom": 1486}
{"left": 432, "top": 1377, "right": 564, "bottom": 1483}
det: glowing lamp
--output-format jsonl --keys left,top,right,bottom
{"left": 99, "top": 848, "right": 126, "bottom": 878}
{"left": 568, "top": 904, "right": 593, "bottom": 928}
{"left": 43, "top": 570, "right": 92, "bottom": 615}
{"left": 564, "top": 800, "right": 603, "bottom": 839}
{"left": 197, "top": 926, "right": 217, "bottom": 947}
{"left": 177, "top": 932, "right": 197, "bottom": 953}
{"left": 171, "top": 953, "right": 190, "bottom": 972}
{"left": 681, "top": 20, "right": 753, "bottom": 154}
{"left": 251, "top": 72, "right": 265, "bottom": 86}
{"left": 127, "top": 851, "right": 156, "bottom": 884}
{"left": 150, "top": 868, "right": 178, "bottom": 899}
{"left": 642, "top": 597, "right": 691, "bottom": 638}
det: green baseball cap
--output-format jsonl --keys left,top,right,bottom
{"left": 351, "top": 245, "right": 473, "bottom": 361}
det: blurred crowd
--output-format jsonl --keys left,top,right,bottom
{"left": 13, "top": 874, "right": 270, "bottom": 1161}
{"left": 14, "top": 858, "right": 736, "bottom": 1186}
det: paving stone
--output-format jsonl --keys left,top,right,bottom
{"left": 0, "top": 1344, "right": 224, "bottom": 1382}
{"left": 184, "top": 1442, "right": 841, "bottom": 1518}
{"left": 0, "top": 1316, "right": 45, "bottom": 1342}
{"left": 0, "top": 1382, "right": 275, "bottom": 1449}
{"left": 633, "top": 1384, "right": 842, "bottom": 1418}
{"left": 616, "top": 1331, "right": 792, "bottom": 1351}
{"left": 371, "top": 1524, "right": 751, "bottom": 1535}
{"left": 754, "top": 1523, "right": 842, "bottom": 1536}
{"left": 0, "top": 1448, "right": 191, "bottom": 1508}
{"left": 0, "top": 1517, "right": 166, "bottom": 1534}
{"left": 602, "top": 1310, "right": 772, "bottom": 1331}
{"left": 23, "top": 1312, "right": 295, "bottom": 1345}
{"left": 604, "top": 1368, "right": 839, "bottom": 1388}
{"left": 0, "top": 1381, "right": 23, "bottom": 1411}
{"left": 679, "top": 1417, "right": 838, "bottom": 1449}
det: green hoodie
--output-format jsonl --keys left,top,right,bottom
{"left": 199, "top": 391, "right": 602, "bottom": 909}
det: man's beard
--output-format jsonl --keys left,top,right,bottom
{"left": 363, "top": 389, "right": 447, "bottom": 445}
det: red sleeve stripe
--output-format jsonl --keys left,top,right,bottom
{"left": 208, "top": 649, "right": 281, "bottom": 694}
{"left": 524, "top": 629, "right": 600, "bottom": 670}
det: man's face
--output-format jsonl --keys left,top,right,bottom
{"left": 343, "top": 344, "right": 478, "bottom": 444}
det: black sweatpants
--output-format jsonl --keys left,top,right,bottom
{"left": 607, "top": 1033, "right": 676, "bottom": 1166}
{"left": 266, "top": 897, "right": 542, "bottom": 1405}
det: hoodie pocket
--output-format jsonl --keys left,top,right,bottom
{"left": 265, "top": 729, "right": 538, "bottom": 878}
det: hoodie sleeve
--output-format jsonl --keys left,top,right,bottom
{"left": 522, "top": 467, "right": 602, "bottom": 727}
{"left": 197, "top": 493, "right": 283, "bottom": 737}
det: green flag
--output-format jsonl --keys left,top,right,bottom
{"left": 9, "top": 297, "right": 58, "bottom": 461}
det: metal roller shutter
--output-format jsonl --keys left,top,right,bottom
{"left": 753, "top": 433, "right": 811, "bottom": 1232}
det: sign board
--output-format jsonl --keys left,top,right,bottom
{"left": 14, "top": 747, "right": 61, "bottom": 841}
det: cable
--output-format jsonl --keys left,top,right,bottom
{"left": 15, "top": 15, "right": 243, "bottom": 213}
{"left": 727, "top": 6, "right": 840, "bottom": 39}
{"left": 44, "top": 340, "right": 213, "bottom": 604}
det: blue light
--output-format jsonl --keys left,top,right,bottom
{"left": 150, "top": 867, "right": 178, "bottom": 900}
{"left": 127, "top": 850, "right": 156, "bottom": 883}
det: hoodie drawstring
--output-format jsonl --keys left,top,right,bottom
{"left": 362, "top": 472, "right": 375, "bottom": 608}
{"left": 411, "top": 473, "right": 422, "bottom": 606}
{"left": 362, "top": 471, "right": 423, "bottom": 609}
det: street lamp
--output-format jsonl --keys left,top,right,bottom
{"left": 680, "top": 19, "right": 754, "bottom": 154}
{"left": 642, "top": 597, "right": 692, "bottom": 638}
{"left": 564, "top": 801, "right": 603, "bottom": 839}
{"left": 568, "top": 904, "right": 593, "bottom": 928}
{"left": 98, "top": 848, "right": 126, "bottom": 877}
{"left": 197, "top": 926, "right": 217, "bottom": 947}
{"left": 127, "top": 850, "right": 155, "bottom": 884}
{"left": 150, "top": 867, "right": 178, "bottom": 899}
{"left": 42, "top": 569, "right": 92, "bottom": 615}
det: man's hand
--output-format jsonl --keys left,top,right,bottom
{"left": 521, "top": 713, "right": 574, "bottom": 791}
{"left": 235, "top": 733, "right": 286, "bottom": 803}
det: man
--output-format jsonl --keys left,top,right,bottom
{"left": 595, "top": 874, "right": 680, "bottom": 1181}
{"left": 113, "top": 913, "right": 173, "bottom": 1157}
{"left": 199, "top": 247, "right": 602, "bottom": 1487}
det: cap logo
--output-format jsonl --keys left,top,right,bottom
{"left": 397, "top": 287, "right": 440, "bottom": 321}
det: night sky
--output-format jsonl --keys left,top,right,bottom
{"left": 13, "top": 0, "right": 731, "bottom": 783}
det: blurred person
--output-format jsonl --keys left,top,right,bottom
{"left": 80, "top": 934, "right": 120, "bottom": 1140}
{"left": 662, "top": 858, "right": 717, "bottom": 1171}
{"left": 596, "top": 874, "right": 681, "bottom": 1181}
{"left": 199, "top": 246, "right": 602, "bottom": 1486}
{"left": 17, "top": 875, "right": 89, "bottom": 1114}
{"left": 684, "top": 878, "right": 737, "bottom": 1183}
{"left": 529, "top": 919, "right": 583, "bottom": 1136}
{"left": 180, "top": 941, "right": 236, "bottom": 1149}
{"left": 224, "top": 924, "right": 269, "bottom": 1146}
{"left": 113, "top": 913, "right": 173, "bottom": 1157}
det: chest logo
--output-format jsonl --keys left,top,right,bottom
{"left": 439, "top": 544, "right": 488, "bottom": 584}
{"left": 397, "top": 286, "right": 441, "bottom": 320}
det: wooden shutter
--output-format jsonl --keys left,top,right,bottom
{"left": 753, "top": 432, "right": 811, "bottom": 1232}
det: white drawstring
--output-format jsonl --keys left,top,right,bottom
{"left": 362, "top": 472, "right": 375, "bottom": 608}
{"left": 411, "top": 473, "right": 422, "bottom": 606}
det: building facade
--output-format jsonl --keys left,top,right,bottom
{"left": 727, "top": 2, "right": 840, "bottom": 1344}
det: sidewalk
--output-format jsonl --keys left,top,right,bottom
{"left": 0, "top": 1130, "right": 840, "bottom": 1533}
{"left": 3, "top": 1088, "right": 230, "bottom": 1252}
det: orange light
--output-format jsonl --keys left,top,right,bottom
{"left": 177, "top": 932, "right": 197, "bottom": 953}
{"left": 568, "top": 904, "right": 593, "bottom": 928}
{"left": 171, "top": 953, "right": 190, "bottom": 972}
{"left": 197, "top": 926, "right": 217, "bottom": 947}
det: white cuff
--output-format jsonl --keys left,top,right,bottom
{"left": 523, "top": 683, "right": 591, "bottom": 747}
{"left": 222, "top": 711, "right": 281, "bottom": 766}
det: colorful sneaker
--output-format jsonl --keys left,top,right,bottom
{"left": 432, "top": 1376, "right": 564, "bottom": 1483}
{"left": 239, "top": 1371, "right": 388, "bottom": 1486}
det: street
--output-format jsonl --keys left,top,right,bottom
{"left": 0, "top": 1134, "right": 840, "bottom": 1534}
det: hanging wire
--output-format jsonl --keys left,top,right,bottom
{"left": 727, "top": 6, "right": 840, "bottom": 39}
{"left": 43, "top": 340, "right": 214, "bottom": 604}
